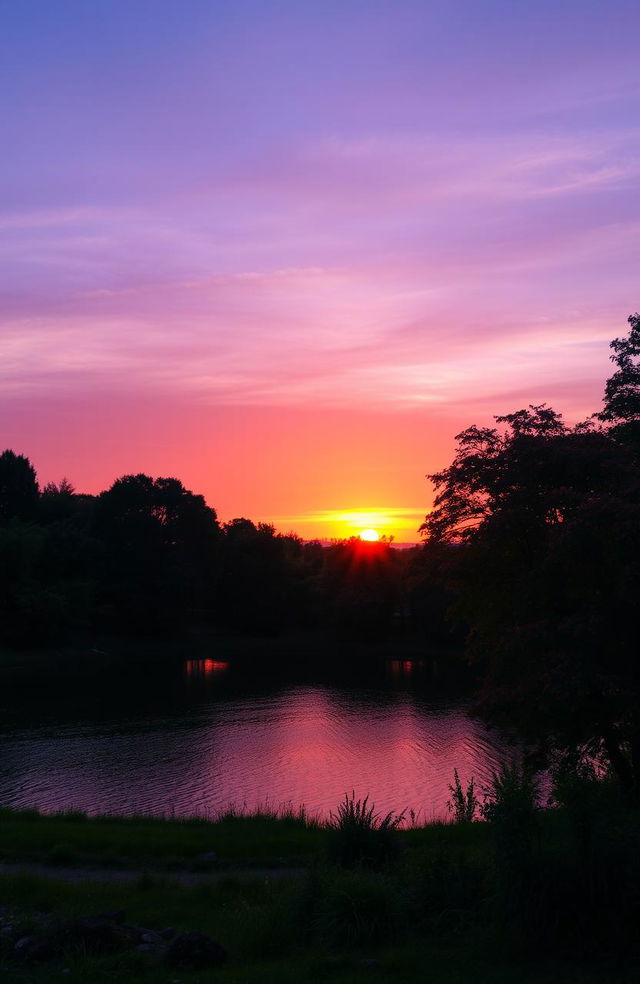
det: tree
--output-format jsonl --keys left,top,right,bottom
{"left": 217, "top": 519, "right": 306, "bottom": 635}
{"left": 599, "top": 312, "right": 640, "bottom": 447}
{"left": 0, "top": 450, "right": 39, "bottom": 523}
{"left": 319, "top": 537, "right": 399, "bottom": 640}
{"left": 39, "top": 478, "right": 77, "bottom": 524}
{"left": 422, "top": 378, "right": 640, "bottom": 794}
{"left": 94, "top": 474, "right": 220, "bottom": 633}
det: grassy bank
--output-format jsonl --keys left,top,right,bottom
{"left": 0, "top": 805, "right": 492, "bottom": 870}
{"left": 1, "top": 867, "right": 625, "bottom": 984}
{"left": 1, "top": 797, "right": 638, "bottom": 982}
{"left": 0, "top": 806, "right": 330, "bottom": 870}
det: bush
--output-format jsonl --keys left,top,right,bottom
{"left": 447, "top": 769, "right": 479, "bottom": 823}
{"left": 327, "top": 793, "right": 404, "bottom": 870}
{"left": 550, "top": 754, "right": 622, "bottom": 856}
{"left": 408, "top": 843, "right": 488, "bottom": 933}
{"left": 313, "top": 867, "right": 403, "bottom": 947}
{"left": 481, "top": 764, "right": 539, "bottom": 936}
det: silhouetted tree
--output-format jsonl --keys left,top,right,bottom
{"left": 0, "top": 516, "right": 97, "bottom": 647}
{"left": 217, "top": 519, "right": 301, "bottom": 635}
{"left": 422, "top": 376, "right": 640, "bottom": 793}
{"left": 39, "top": 478, "right": 77, "bottom": 524}
{"left": 599, "top": 312, "right": 640, "bottom": 448}
{"left": 94, "top": 474, "right": 220, "bottom": 634}
{"left": 0, "top": 450, "right": 39, "bottom": 523}
{"left": 402, "top": 541, "right": 466, "bottom": 647}
{"left": 319, "top": 537, "right": 399, "bottom": 640}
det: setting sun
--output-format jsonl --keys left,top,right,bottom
{"left": 360, "top": 528, "right": 380, "bottom": 541}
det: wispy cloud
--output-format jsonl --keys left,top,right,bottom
{"left": 1, "top": 123, "right": 638, "bottom": 417}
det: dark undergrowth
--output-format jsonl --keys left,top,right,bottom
{"left": 0, "top": 867, "right": 637, "bottom": 984}
{"left": 0, "top": 804, "right": 326, "bottom": 869}
{"left": 1, "top": 772, "right": 639, "bottom": 981}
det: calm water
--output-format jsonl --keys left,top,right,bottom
{"left": 0, "top": 657, "right": 513, "bottom": 821}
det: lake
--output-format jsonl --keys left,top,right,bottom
{"left": 0, "top": 656, "right": 513, "bottom": 822}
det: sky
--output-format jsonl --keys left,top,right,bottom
{"left": 2, "top": 0, "right": 639, "bottom": 541}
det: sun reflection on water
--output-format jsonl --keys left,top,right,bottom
{"left": 185, "top": 658, "right": 229, "bottom": 678}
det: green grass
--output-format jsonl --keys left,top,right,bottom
{"left": 0, "top": 805, "right": 582, "bottom": 879}
{"left": 2, "top": 804, "right": 568, "bottom": 871}
{"left": 0, "top": 869, "right": 631, "bottom": 984}
{"left": 0, "top": 806, "right": 327, "bottom": 869}
{"left": 1, "top": 804, "right": 637, "bottom": 982}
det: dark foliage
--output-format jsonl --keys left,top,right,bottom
{"left": 327, "top": 792, "right": 405, "bottom": 869}
{"left": 93, "top": 473, "right": 220, "bottom": 635}
{"left": 420, "top": 315, "right": 640, "bottom": 796}
{"left": 319, "top": 537, "right": 399, "bottom": 639}
{"left": 0, "top": 450, "right": 39, "bottom": 523}
{"left": 0, "top": 460, "right": 449, "bottom": 648}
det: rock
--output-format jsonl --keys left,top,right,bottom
{"left": 94, "top": 908, "right": 126, "bottom": 924}
{"left": 136, "top": 942, "right": 166, "bottom": 954}
{"left": 141, "top": 930, "right": 165, "bottom": 945}
{"left": 165, "top": 931, "right": 227, "bottom": 969}
{"left": 160, "top": 926, "right": 176, "bottom": 940}
{"left": 57, "top": 916, "right": 137, "bottom": 954}
{"left": 14, "top": 935, "right": 57, "bottom": 963}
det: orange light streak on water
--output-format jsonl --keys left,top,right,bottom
{"left": 185, "top": 659, "right": 229, "bottom": 678}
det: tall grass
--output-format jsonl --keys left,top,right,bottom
{"left": 327, "top": 793, "right": 405, "bottom": 869}
{"left": 481, "top": 763, "right": 539, "bottom": 938}
{"left": 447, "top": 769, "right": 479, "bottom": 823}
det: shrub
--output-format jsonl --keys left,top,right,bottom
{"left": 550, "top": 754, "right": 621, "bottom": 856}
{"left": 327, "top": 793, "right": 404, "bottom": 869}
{"left": 447, "top": 769, "right": 479, "bottom": 823}
{"left": 408, "top": 844, "right": 488, "bottom": 933}
{"left": 314, "top": 867, "right": 402, "bottom": 947}
{"left": 481, "top": 763, "right": 539, "bottom": 936}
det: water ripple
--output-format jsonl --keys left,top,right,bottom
{"left": 1, "top": 665, "right": 515, "bottom": 821}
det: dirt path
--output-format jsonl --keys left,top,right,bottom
{"left": 0, "top": 861, "right": 305, "bottom": 886}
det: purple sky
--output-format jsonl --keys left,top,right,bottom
{"left": 2, "top": 1, "right": 639, "bottom": 538}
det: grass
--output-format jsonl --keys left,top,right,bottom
{"left": 0, "top": 805, "right": 326, "bottom": 869}
{"left": 0, "top": 869, "right": 632, "bottom": 984}
{"left": 0, "top": 803, "right": 574, "bottom": 879}
{"left": 1, "top": 804, "right": 501, "bottom": 871}
{"left": 327, "top": 793, "right": 405, "bottom": 869}
{"left": 1, "top": 792, "right": 638, "bottom": 982}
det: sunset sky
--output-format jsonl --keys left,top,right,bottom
{"left": 2, "top": 0, "right": 639, "bottom": 540}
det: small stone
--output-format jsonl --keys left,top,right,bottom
{"left": 57, "top": 917, "right": 136, "bottom": 954}
{"left": 136, "top": 942, "right": 166, "bottom": 954}
{"left": 165, "top": 931, "right": 227, "bottom": 970}
{"left": 14, "top": 935, "right": 56, "bottom": 963}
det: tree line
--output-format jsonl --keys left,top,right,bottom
{"left": 0, "top": 454, "right": 446, "bottom": 649}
